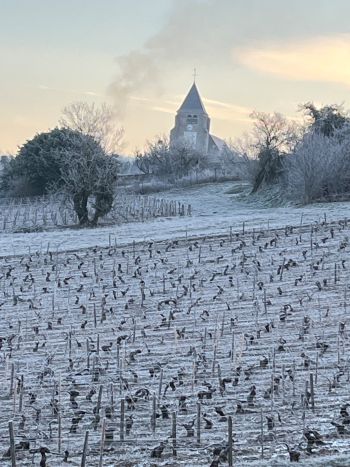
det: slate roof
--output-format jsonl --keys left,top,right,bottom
{"left": 178, "top": 83, "right": 207, "bottom": 113}
{"left": 209, "top": 134, "right": 226, "bottom": 152}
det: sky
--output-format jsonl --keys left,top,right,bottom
{"left": 2, "top": 0, "right": 350, "bottom": 154}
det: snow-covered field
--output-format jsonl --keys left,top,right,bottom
{"left": 0, "top": 192, "right": 189, "bottom": 236}
{"left": 1, "top": 182, "right": 350, "bottom": 257}
{"left": 1, "top": 182, "right": 350, "bottom": 466}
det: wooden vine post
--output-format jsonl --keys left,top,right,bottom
{"left": 58, "top": 414, "right": 62, "bottom": 454}
{"left": 8, "top": 421, "right": 16, "bottom": 467}
{"left": 120, "top": 399, "right": 125, "bottom": 441}
{"left": 310, "top": 373, "right": 315, "bottom": 411}
{"left": 98, "top": 419, "right": 106, "bottom": 467}
{"left": 260, "top": 409, "right": 264, "bottom": 459}
{"left": 172, "top": 412, "right": 177, "bottom": 457}
{"left": 81, "top": 431, "right": 89, "bottom": 467}
{"left": 151, "top": 393, "right": 156, "bottom": 434}
{"left": 228, "top": 415, "right": 233, "bottom": 467}
{"left": 9, "top": 363, "right": 15, "bottom": 397}
{"left": 196, "top": 402, "right": 201, "bottom": 446}
{"left": 158, "top": 369, "right": 163, "bottom": 401}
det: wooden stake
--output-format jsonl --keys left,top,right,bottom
{"left": 19, "top": 376, "right": 24, "bottom": 413}
{"left": 116, "top": 343, "right": 120, "bottom": 369}
{"left": 120, "top": 399, "right": 125, "bottom": 441}
{"left": 110, "top": 383, "right": 114, "bottom": 413}
{"left": 334, "top": 263, "right": 337, "bottom": 284}
{"left": 8, "top": 421, "right": 16, "bottom": 467}
{"left": 151, "top": 393, "right": 156, "bottom": 434}
{"left": 271, "top": 373, "right": 274, "bottom": 412}
{"left": 9, "top": 363, "right": 15, "bottom": 397}
{"left": 13, "top": 386, "right": 16, "bottom": 416}
{"left": 196, "top": 402, "right": 201, "bottom": 446}
{"left": 58, "top": 414, "right": 61, "bottom": 454}
{"left": 172, "top": 412, "right": 177, "bottom": 457}
{"left": 98, "top": 419, "right": 106, "bottom": 467}
{"left": 81, "top": 431, "right": 89, "bottom": 467}
{"left": 96, "top": 385, "right": 103, "bottom": 414}
{"left": 212, "top": 344, "right": 217, "bottom": 376}
{"left": 158, "top": 369, "right": 163, "bottom": 401}
{"left": 292, "top": 361, "right": 296, "bottom": 397}
{"left": 228, "top": 416, "right": 233, "bottom": 467}
{"left": 260, "top": 409, "right": 264, "bottom": 459}
{"left": 310, "top": 373, "right": 315, "bottom": 411}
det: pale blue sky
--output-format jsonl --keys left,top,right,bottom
{"left": 2, "top": 0, "right": 350, "bottom": 153}
{"left": 1, "top": 1, "right": 173, "bottom": 51}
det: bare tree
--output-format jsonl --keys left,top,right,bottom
{"left": 60, "top": 102, "right": 125, "bottom": 154}
{"left": 235, "top": 111, "right": 300, "bottom": 192}
{"left": 135, "top": 137, "right": 203, "bottom": 180}
{"left": 250, "top": 111, "right": 298, "bottom": 155}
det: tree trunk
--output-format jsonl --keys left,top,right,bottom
{"left": 73, "top": 192, "right": 89, "bottom": 226}
{"left": 91, "top": 192, "right": 113, "bottom": 226}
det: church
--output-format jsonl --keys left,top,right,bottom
{"left": 170, "top": 81, "right": 226, "bottom": 162}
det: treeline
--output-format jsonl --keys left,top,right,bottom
{"left": 2, "top": 99, "right": 350, "bottom": 226}
{"left": 240, "top": 103, "right": 350, "bottom": 203}
{"left": 133, "top": 137, "right": 242, "bottom": 183}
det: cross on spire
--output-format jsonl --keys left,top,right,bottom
{"left": 193, "top": 68, "right": 198, "bottom": 83}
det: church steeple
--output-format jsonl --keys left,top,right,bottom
{"left": 178, "top": 82, "right": 207, "bottom": 114}
{"left": 169, "top": 79, "right": 226, "bottom": 160}
{"left": 170, "top": 80, "right": 211, "bottom": 154}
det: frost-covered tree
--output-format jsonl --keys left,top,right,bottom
{"left": 233, "top": 112, "right": 299, "bottom": 192}
{"left": 220, "top": 140, "right": 251, "bottom": 178}
{"left": 1, "top": 128, "right": 93, "bottom": 196}
{"left": 57, "top": 135, "right": 119, "bottom": 226}
{"left": 301, "top": 102, "right": 349, "bottom": 137}
{"left": 250, "top": 111, "right": 297, "bottom": 154}
{"left": 1, "top": 128, "right": 119, "bottom": 226}
{"left": 284, "top": 129, "right": 350, "bottom": 203}
{"left": 282, "top": 103, "right": 350, "bottom": 203}
{"left": 249, "top": 111, "right": 299, "bottom": 192}
{"left": 60, "top": 102, "right": 125, "bottom": 155}
{"left": 135, "top": 137, "right": 203, "bottom": 180}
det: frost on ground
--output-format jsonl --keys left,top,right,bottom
{"left": 1, "top": 182, "right": 350, "bottom": 257}
{"left": 1, "top": 189, "right": 350, "bottom": 465}
{"left": 0, "top": 192, "right": 190, "bottom": 235}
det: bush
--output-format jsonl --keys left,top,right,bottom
{"left": 1, "top": 128, "right": 102, "bottom": 196}
{"left": 284, "top": 132, "right": 350, "bottom": 203}
{"left": 1, "top": 128, "right": 120, "bottom": 226}
{"left": 135, "top": 137, "right": 206, "bottom": 181}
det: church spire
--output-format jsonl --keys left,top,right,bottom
{"left": 178, "top": 81, "right": 207, "bottom": 114}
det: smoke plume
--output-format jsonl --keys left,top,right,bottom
{"left": 108, "top": 0, "right": 350, "bottom": 115}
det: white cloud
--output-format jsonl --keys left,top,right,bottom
{"left": 234, "top": 34, "right": 350, "bottom": 87}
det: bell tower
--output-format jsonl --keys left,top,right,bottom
{"left": 170, "top": 81, "right": 210, "bottom": 155}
